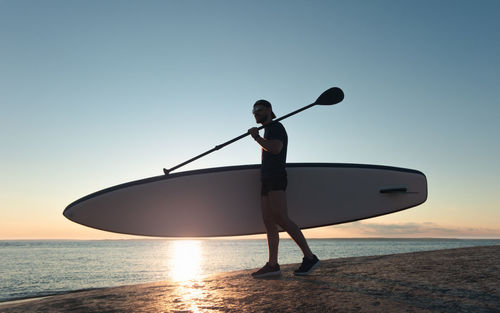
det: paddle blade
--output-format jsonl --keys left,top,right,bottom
{"left": 314, "top": 87, "right": 344, "bottom": 105}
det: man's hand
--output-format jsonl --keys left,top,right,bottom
{"left": 248, "top": 128, "right": 283, "bottom": 154}
{"left": 248, "top": 127, "right": 260, "bottom": 139}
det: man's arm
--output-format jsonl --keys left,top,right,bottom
{"left": 248, "top": 128, "right": 283, "bottom": 155}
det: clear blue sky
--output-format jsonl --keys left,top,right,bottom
{"left": 1, "top": 0, "right": 499, "bottom": 239}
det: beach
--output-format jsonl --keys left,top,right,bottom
{"left": 1, "top": 245, "right": 498, "bottom": 313}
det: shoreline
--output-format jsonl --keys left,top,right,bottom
{"left": 1, "top": 245, "right": 499, "bottom": 312}
{"left": 0, "top": 287, "right": 106, "bottom": 307}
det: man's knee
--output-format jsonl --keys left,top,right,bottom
{"left": 261, "top": 199, "right": 276, "bottom": 228}
{"left": 262, "top": 215, "right": 278, "bottom": 233}
{"left": 273, "top": 213, "right": 291, "bottom": 230}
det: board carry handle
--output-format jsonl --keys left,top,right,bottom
{"left": 380, "top": 187, "right": 408, "bottom": 194}
{"left": 163, "top": 87, "right": 344, "bottom": 175}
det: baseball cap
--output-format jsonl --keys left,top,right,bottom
{"left": 253, "top": 99, "right": 276, "bottom": 119}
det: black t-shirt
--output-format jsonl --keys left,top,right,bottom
{"left": 261, "top": 121, "right": 287, "bottom": 179}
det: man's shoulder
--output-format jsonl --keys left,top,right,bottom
{"left": 267, "top": 121, "right": 286, "bottom": 131}
{"left": 264, "top": 121, "right": 287, "bottom": 140}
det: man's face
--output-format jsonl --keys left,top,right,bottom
{"left": 253, "top": 105, "right": 269, "bottom": 124}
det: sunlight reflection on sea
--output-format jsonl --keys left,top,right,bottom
{"left": 168, "top": 240, "right": 205, "bottom": 312}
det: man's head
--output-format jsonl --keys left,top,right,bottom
{"left": 253, "top": 100, "right": 276, "bottom": 124}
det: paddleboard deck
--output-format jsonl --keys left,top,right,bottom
{"left": 63, "top": 163, "right": 427, "bottom": 237}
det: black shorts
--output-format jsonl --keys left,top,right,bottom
{"left": 261, "top": 174, "right": 288, "bottom": 196}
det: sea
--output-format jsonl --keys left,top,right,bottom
{"left": 1, "top": 238, "right": 499, "bottom": 303}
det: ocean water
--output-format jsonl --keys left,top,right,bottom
{"left": 0, "top": 238, "right": 499, "bottom": 303}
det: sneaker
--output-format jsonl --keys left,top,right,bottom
{"left": 251, "top": 262, "right": 281, "bottom": 278}
{"left": 294, "top": 255, "right": 320, "bottom": 276}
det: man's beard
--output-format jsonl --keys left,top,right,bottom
{"left": 255, "top": 114, "right": 267, "bottom": 124}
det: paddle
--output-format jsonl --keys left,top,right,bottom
{"left": 163, "top": 87, "right": 344, "bottom": 175}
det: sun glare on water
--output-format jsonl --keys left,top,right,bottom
{"left": 169, "top": 240, "right": 202, "bottom": 282}
{"left": 166, "top": 240, "right": 208, "bottom": 312}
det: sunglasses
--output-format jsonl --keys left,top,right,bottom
{"left": 252, "top": 106, "right": 267, "bottom": 114}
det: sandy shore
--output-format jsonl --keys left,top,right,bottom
{"left": 1, "top": 245, "right": 498, "bottom": 313}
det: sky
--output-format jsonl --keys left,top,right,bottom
{"left": 1, "top": 0, "right": 499, "bottom": 239}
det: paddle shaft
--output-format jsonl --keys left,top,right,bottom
{"left": 164, "top": 102, "right": 317, "bottom": 174}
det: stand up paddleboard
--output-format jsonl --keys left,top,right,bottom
{"left": 63, "top": 163, "right": 427, "bottom": 237}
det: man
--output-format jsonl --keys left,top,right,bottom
{"left": 248, "top": 99, "right": 320, "bottom": 278}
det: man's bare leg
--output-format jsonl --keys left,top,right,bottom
{"left": 261, "top": 196, "right": 279, "bottom": 265}
{"left": 268, "top": 190, "right": 314, "bottom": 259}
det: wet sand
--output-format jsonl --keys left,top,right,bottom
{"left": 1, "top": 245, "right": 498, "bottom": 313}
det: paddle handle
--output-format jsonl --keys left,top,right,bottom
{"left": 164, "top": 132, "right": 252, "bottom": 175}
{"left": 163, "top": 102, "right": 318, "bottom": 175}
{"left": 163, "top": 86, "right": 345, "bottom": 174}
